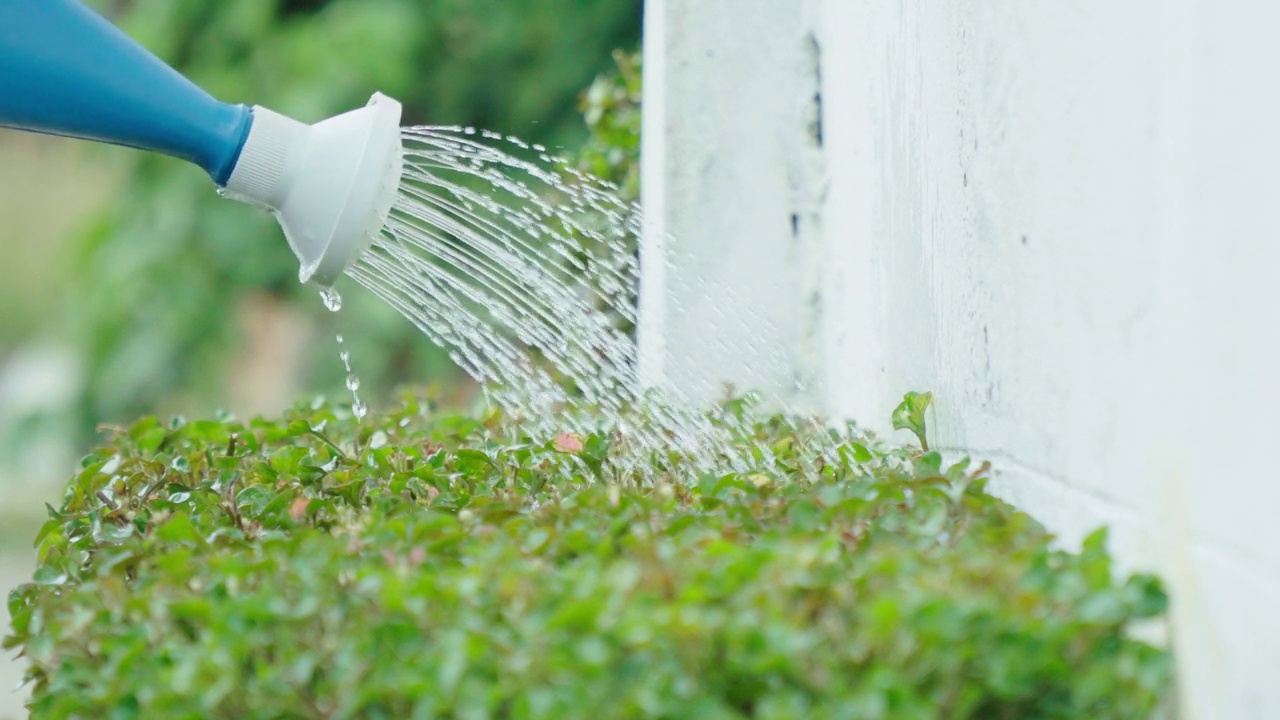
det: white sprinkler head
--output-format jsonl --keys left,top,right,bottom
{"left": 221, "top": 92, "right": 403, "bottom": 286}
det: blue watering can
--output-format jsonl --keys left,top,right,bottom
{"left": 0, "top": 0, "right": 403, "bottom": 285}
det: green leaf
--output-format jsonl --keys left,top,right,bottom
{"left": 32, "top": 567, "right": 67, "bottom": 586}
{"left": 156, "top": 513, "right": 203, "bottom": 547}
{"left": 1124, "top": 575, "right": 1170, "bottom": 619}
{"left": 136, "top": 427, "right": 170, "bottom": 456}
{"left": 185, "top": 420, "right": 231, "bottom": 444}
{"left": 99, "top": 522, "right": 136, "bottom": 544}
{"left": 892, "top": 391, "right": 933, "bottom": 450}
{"left": 328, "top": 481, "right": 364, "bottom": 508}
{"left": 236, "top": 486, "right": 273, "bottom": 516}
{"left": 32, "top": 519, "right": 60, "bottom": 549}
{"left": 269, "top": 446, "right": 308, "bottom": 475}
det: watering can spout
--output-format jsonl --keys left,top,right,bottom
{"left": 222, "top": 96, "right": 403, "bottom": 287}
{"left": 0, "top": 0, "right": 402, "bottom": 286}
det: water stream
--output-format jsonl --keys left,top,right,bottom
{"left": 338, "top": 126, "right": 843, "bottom": 480}
{"left": 320, "top": 288, "right": 367, "bottom": 421}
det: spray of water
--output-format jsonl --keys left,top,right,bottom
{"left": 340, "top": 126, "right": 844, "bottom": 480}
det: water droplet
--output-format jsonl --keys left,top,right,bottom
{"left": 334, "top": 332, "right": 365, "bottom": 422}
{"left": 320, "top": 287, "right": 343, "bottom": 312}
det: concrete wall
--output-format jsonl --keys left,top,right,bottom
{"left": 640, "top": 1, "right": 1280, "bottom": 717}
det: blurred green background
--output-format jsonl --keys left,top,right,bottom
{"left": 0, "top": 0, "right": 641, "bottom": 507}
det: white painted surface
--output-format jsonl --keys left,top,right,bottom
{"left": 638, "top": 0, "right": 826, "bottom": 411}
{"left": 641, "top": 1, "right": 1280, "bottom": 717}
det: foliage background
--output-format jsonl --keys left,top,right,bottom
{"left": 0, "top": 0, "right": 642, "bottom": 492}
{"left": 75, "top": 0, "right": 643, "bottom": 425}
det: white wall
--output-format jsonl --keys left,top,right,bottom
{"left": 638, "top": 0, "right": 827, "bottom": 411}
{"left": 641, "top": 2, "right": 1280, "bottom": 717}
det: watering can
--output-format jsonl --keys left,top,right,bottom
{"left": 0, "top": 0, "right": 403, "bottom": 286}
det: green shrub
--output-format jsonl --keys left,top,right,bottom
{"left": 6, "top": 395, "right": 1171, "bottom": 718}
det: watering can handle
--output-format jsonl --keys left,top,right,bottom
{"left": 0, "top": 0, "right": 252, "bottom": 184}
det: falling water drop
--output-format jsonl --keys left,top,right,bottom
{"left": 320, "top": 287, "right": 343, "bottom": 312}
{"left": 326, "top": 303, "right": 364, "bottom": 420}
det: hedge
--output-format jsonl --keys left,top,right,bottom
{"left": 6, "top": 393, "right": 1171, "bottom": 719}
